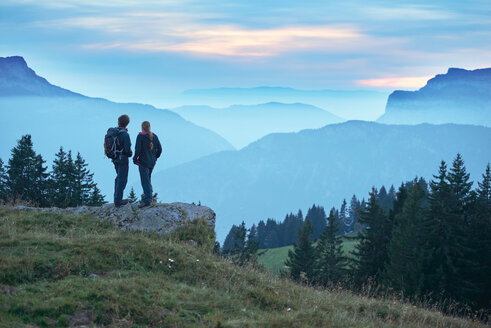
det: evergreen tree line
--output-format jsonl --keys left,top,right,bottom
{"left": 286, "top": 154, "right": 490, "bottom": 313}
{"left": 0, "top": 135, "right": 105, "bottom": 207}
{"left": 223, "top": 189, "right": 397, "bottom": 251}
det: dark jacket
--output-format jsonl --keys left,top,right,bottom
{"left": 113, "top": 127, "right": 132, "bottom": 165}
{"left": 133, "top": 132, "right": 162, "bottom": 169}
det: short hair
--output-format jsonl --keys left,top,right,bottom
{"left": 118, "top": 114, "right": 130, "bottom": 128}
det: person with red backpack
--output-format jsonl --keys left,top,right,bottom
{"left": 104, "top": 114, "right": 132, "bottom": 207}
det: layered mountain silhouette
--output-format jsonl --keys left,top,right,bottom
{"left": 151, "top": 121, "right": 491, "bottom": 240}
{"left": 378, "top": 67, "right": 491, "bottom": 126}
{"left": 173, "top": 102, "right": 344, "bottom": 148}
{"left": 0, "top": 56, "right": 234, "bottom": 197}
{"left": 179, "top": 87, "right": 388, "bottom": 120}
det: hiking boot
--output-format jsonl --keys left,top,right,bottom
{"left": 138, "top": 202, "right": 151, "bottom": 209}
{"left": 115, "top": 199, "right": 129, "bottom": 207}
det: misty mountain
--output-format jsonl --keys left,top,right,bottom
{"left": 173, "top": 102, "right": 344, "bottom": 148}
{"left": 0, "top": 56, "right": 234, "bottom": 198}
{"left": 178, "top": 87, "right": 389, "bottom": 121}
{"left": 150, "top": 121, "right": 491, "bottom": 241}
{"left": 378, "top": 67, "right": 491, "bottom": 126}
{"left": 0, "top": 56, "right": 82, "bottom": 97}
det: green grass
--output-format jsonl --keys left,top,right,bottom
{"left": 0, "top": 209, "right": 485, "bottom": 327}
{"left": 258, "top": 233, "right": 358, "bottom": 275}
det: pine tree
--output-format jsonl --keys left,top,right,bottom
{"left": 232, "top": 221, "right": 247, "bottom": 255}
{"left": 50, "top": 147, "right": 72, "bottom": 207}
{"left": 305, "top": 204, "right": 327, "bottom": 240}
{"left": 72, "top": 152, "right": 95, "bottom": 206}
{"left": 314, "top": 209, "right": 348, "bottom": 286}
{"left": 88, "top": 185, "right": 105, "bottom": 206}
{"left": 348, "top": 195, "right": 360, "bottom": 232}
{"left": 222, "top": 225, "right": 239, "bottom": 254}
{"left": 384, "top": 181, "right": 428, "bottom": 298}
{"left": 241, "top": 226, "right": 260, "bottom": 265}
{"left": 466, "top": 164, "right": 491, "bottom": 309}
{"left": 477, "top": 163, "right": 491, "bottom": 210}
{"left": 285, "top": 219, "right": 316, "bottom": 282}
{"left": 351, "top": 188, "right": 390, "bottom": 286}
{"left": 447, "top": 154, "right": 478, "bottom": 303}
{"left": 0, "top": 158, "right": 9, "bottom": 203}
{"left": 448, "top": 153, "right": 473, "bottom": 213}
{"left": 7, "top": 135, "right": 49, "bottom": 206}
{"left": 423, "top": 161, "right": 463, "bottom": 302}
{"left": 338, "top": 199, "right": 349, "bottom": 234}
{"left": 128, "top": 187, "right": 138, "bottom": 203}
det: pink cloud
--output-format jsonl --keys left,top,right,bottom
{"left": 356, "top": 76, "right": 432, "bottom": 88}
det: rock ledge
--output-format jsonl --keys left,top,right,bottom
{"left": 12, "top": 202, "right": 215, "bottom": 235}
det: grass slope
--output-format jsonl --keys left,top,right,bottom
{"left": 258, "top": 234, "right": 358, "bottom": 275}
{"left": 0, "top": 209, "right": 484, "bottom": 328}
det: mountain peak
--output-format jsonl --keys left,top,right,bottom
{"left": 1, "top": 55, "right": 28, "bottom": 66}
{"left": 0, "top": 55, "right": 82, "bottom": 97}
{"left": 378, "top": 67, "right": 491, "bottom": 126}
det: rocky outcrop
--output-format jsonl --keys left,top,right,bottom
{"left": 378, "top": 67, "right": 491, "bottom": 126}
{"left": 12, "top": 202, "right": 215, "bottom": 235}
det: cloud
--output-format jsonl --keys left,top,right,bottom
{"left": 356, "top": 76, "right": 432, "bottom": 88}
{"left": 364, "top": 5, "right": 456, "bottom": 21}
{"left": 39, "top": 13, "right": 365, "bottom": 57}
{"left": 86, "top": 25, "right": 363, "bottom": 57}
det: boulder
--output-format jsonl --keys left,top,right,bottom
{"left": 12, "top": 202, "right": 215, "bottom": 235}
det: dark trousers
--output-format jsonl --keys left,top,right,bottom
{"left": 114, "top": 163, "right": 129, "bottom": 204}
{"left": 139, "top": 166, "right": 153, "bottom": 204}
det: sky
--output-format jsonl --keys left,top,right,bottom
{"left": 1, "top": 0, "right": 491, "bottom": 108}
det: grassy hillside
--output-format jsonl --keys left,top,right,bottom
{"left": 0, "top": 209, "right": 485, "bottom": 328}
{"left": 258, "top": 234, "right": 358, "bottom": 275}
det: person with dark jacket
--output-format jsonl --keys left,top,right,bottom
{"left": 113, "top": 114, "right": 132, "bottom": 207}
{"left": 133, "top": 121, "right": 162, "bottom": 207}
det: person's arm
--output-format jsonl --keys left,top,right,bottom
{"left": 133, "top": 134, "right": 141, "bottom": 163}
{"left": 155, "top": 135, "right": 162, "bottom": 159}
{"left": 122, "top": 132, "right": 132, "bottom": 157}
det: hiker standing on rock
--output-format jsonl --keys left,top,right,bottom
{"left": 133, "top": 121, "right": 162, "bottom": 208}
{"left": 104, "top": 114, "right": 132, "bottom": 207}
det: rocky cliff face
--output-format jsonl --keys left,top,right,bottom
{"left": 378, "top": 67, "right": 491, "bottom": 126}
{"left": 13, "top": 202, "right": 216, "bottom": 235}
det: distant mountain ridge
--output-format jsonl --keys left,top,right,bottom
{"left": 173, "top": 102, "right": 344, "bottom": 148}
{"left": 150, "top": 120, "right": 491, "bottom": 241}
{"left": 0, "top": 56, "right": 82, "bottom": 97}
{"left": 378, "top": 67, "right": 491, "bottom": 126}
{"left": 179, "top": 86, "right": 389, "bottom": 120}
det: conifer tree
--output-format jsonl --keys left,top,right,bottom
{"left": 7, "top": 135, "right": 49, "bottom": 206}
{"left": 305, "top": 204, "right": 327, "bottom": 240}
{"left": 50, "top": 147, "right": 73, "bottom": 208}
{"left": 285, "top": 219, "right": 316, "bottom": 282}
{"left": 128, "top": 187, "right": 138, "bottom": 203}
{"left": 232, "top": 221, "right": 247, "bottom": 255}
{"left": 384, "top": 181, "right": 427, "bottom": 298}
{"left": 72, "top": 152, "right": 95, "bottom": 206}
{"left": 424, "top": 161, "right": 463, "bottom": 301}
{"left": 447, "top": 154, "right": 477, "bottom": 302}
{"left": 351, "top": 188, "right": 390, "bottom": 286}
{"left": 448, "top": 153, "right": 473, "bottom": 212}
{"left": 314, "top": 209, "right": 347, "bottom": 286}
{"left": 241, "top": 226, "right": 260, "bottom": 265}
{"left": 88, "top": 185, "right": 105, "bottom": 206}
{"left": 0, "top": 158, "right": 9, "bottom": 203}
{"left": 339, "top": 199, "right": 349, "bottom": 233}
{"left": 465, "top": 164, "right": 491, "bottom": 308}
{"left": 348, "top": 194, "right": 360, "bottom": 232}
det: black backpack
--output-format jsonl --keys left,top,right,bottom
{"left": 104, "top": 127, "right": 122, "bottom": 159}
